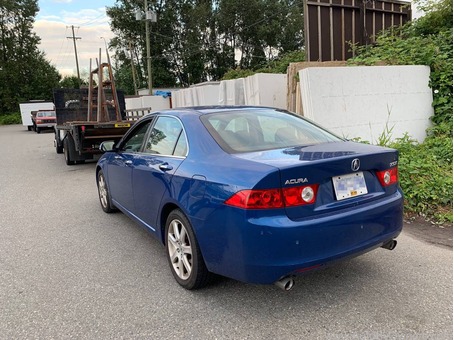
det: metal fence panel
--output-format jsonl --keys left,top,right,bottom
{"left": 304, "top": 0, "right": 412, "bottom": 61}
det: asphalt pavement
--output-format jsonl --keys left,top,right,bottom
{"left": 0, "top": 124, "right": 452, "bottom": 339}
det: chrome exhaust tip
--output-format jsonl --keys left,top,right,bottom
{"left": 381, "top": 239, "right": 397, "bottom": 250}
{"left": 275, "top": 276, "right": 295, "bottom": 291}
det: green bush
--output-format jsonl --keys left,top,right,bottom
{"left": 349, "top": 1, "right": 453, "bottom": 223}
{"left": 222, "top": 68, "right": 256, "bottom": 80}
{"left": 389, "top": 134, "right": 453, "bottom": 222}
{"left": 222, "top": 50, "right": 306, "bottom": 80}
{"left": 0, "top": 112, "right": 21, "bottom": 125}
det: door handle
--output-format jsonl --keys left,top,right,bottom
{"left": 159, "top": 163, "right": 173, "bottom": 171}
{"left": 114, "top": 155, "right": 132, "bottom": 166}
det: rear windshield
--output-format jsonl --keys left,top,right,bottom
{"left": 201, "top": 108, "right": 341, "bottom": 153}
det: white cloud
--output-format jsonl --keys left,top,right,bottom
{"left": 34, "top": 18, "right": 115, "bottom": 77}
{"left": 60, "top": 8, "right": 109, "bottom": 26}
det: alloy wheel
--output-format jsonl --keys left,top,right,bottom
{"left": 167, "top": 219, "right": 193, "bottom": 280}
{"left": 98, "top": 173, "right": 108, "bottom": 209}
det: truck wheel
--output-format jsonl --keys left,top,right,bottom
{"left": 56, "top": 141, "right": 63, "bottom": 154}
{"left": 36, "top": 127, "right": 41, "bottom": 134}
{"left": 55, "top": 130, "right": 63, "bottom": 154}
{"left": 63, "top": 136, "right": 75, "bottom": 165}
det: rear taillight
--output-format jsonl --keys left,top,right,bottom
{"left": 225, "top": 189, "right": 283, "bottom": 209}
{"left": 225, "top": 184, "right": 318, "bottom": 209}
{"left": 282, "top": 184, "right": 319, "bottom": 206}
{"left": 376, "top": 167, "right": 398, "bottom": 187}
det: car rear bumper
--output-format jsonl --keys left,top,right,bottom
{"left": 197, "top": 190, "right": 403, "bottom": 285}
{"left": 36, "top": 123, "right": 56, "bottom": 128}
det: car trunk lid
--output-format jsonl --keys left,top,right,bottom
{"left": 235, "top": 141, "right": 399, "bottom": 220}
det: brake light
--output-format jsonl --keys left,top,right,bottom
{"left": 225, "top": 184, "right": 319, "bottom": 209}
{"left": 376, "top": 167, "right": 398, "bottom": 187}
{"left": 282, "top": 184, "right": 319, "bottom": 206}
{"left": 225, "top": 189, "right": 283, "bottom": 209}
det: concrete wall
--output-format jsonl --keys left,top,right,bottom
{"left": 195, "top": 84, "right": 221, "bottom": 106}
{"left": 171, "top": 74, "right": 287, "bottom": 109}
{"left": 125, "top": 95, "right": 171, "bottom": 111}
{"left": 244, "top": 73, "right": 287, "bottom": 109}
{"left": 218, "top": 79, "right": 245, "bottom": 105}
{"left": 299, "top": 65, "right": 433, "bottom": 143}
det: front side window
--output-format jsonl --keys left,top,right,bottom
{"left": 121, "top": 120, "right": 152, "bottom": 152}
{"left": 144, "top": 116, "right": 187, "bottom": 157}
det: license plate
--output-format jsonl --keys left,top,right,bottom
{"left": 332, "top": 172, "right": 368, "bottom": 201}
{"left": 115, "top": 123, "right": 130, "bottom": 128}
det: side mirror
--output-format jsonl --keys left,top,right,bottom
{"left": 99, "top": 141, "right": 117, "bottom": 152}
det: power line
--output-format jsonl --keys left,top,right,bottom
{"left": 53, "top": 27, "right": 68, "bottom": 66}
{"left": 56, "top": 39, "right": 73, "bottom": 71}
{"left": 67, "top": 25, "right": 81, "bottom": 85}
{"left": 79, "top": 13, "right": 108, "bottom": 27}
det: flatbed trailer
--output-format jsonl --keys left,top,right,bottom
{"left": 53, "top": 87, "right": 132, "bottom": 165}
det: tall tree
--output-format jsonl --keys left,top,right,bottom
{"left": 59, "top": 75, "right": 88, "bottom": 89}
{"left": 0, "top": 0, "right": 61, "bottom": 114}
{"left": 106, "top": 0, "right": 305, "bottom": 91}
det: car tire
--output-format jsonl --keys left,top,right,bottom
{"left": 97, "top": 170, "right": 116, "bottom": 213}
{"left": 36, "top": 127, "right": 41, "bottom": 134}
{"left": 165, "top": 209, "right": 212, "bottom": 290}
{"left": 63, "top": 135, "right": 75, "bottom": 165}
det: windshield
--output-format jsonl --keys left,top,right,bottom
{"left": 37, "top": 111, "right": 55, "bottom": 117}
{"left": 201, "top": 109, "right": 342, "bottom": 153}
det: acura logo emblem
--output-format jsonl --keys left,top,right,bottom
{"left": 351, "top": 158, "right": 360, "bottom": 171}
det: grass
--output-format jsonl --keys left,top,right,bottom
{"left": 0, "top": 112, "right": 21, "bottom": 125}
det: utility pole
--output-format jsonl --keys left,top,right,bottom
{"left": 135, "top": 2, "right": 156, "bottom": 94}
{"left": 129, "top": 40, "right": 138, "bottom": 95}
{"left": 144, "top": 0, "right": 152, "bottom": 95}
{"left": 67, "top": 25, "right": 81, "bottom": 87}
{"left": 100, "top": 37, "right": 111, "bottom": 65}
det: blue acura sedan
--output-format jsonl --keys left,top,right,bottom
{"left": 96, "top": 106, "right": 403, "bottom": 290}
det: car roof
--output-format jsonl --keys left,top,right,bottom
{"left": 155, "top": 106, "right": 281, "bottom": 117}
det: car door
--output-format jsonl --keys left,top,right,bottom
{"left": 107, "top": 119, "right": 153, "bottom": 212}
{"left": 132, "top": 116, "right": 188, "bottom": 231}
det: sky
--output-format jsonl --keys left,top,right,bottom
{"left": 34, "top": 0, "right": 117, "bottom": 77}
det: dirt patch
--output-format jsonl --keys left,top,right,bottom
{"left": 403, "top": 216, "right": 453, "bottom": 248}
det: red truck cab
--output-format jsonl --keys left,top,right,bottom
{"left": 32, "top": 110, "right": 56, "bottom": 133}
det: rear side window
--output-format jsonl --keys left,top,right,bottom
{"left": 201, "top": 109, "right": 341, "bottom": 153}
{"left": 144, "top": 116, "right": 188, "bottom": 157}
